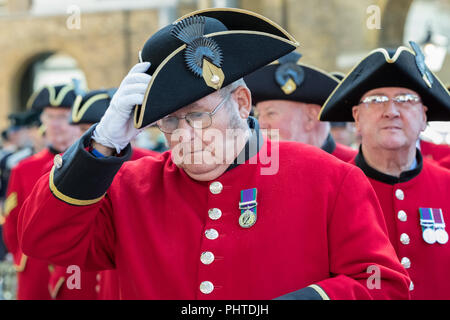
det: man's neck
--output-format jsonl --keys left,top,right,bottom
{"left": 183, "top": 128, "right": 251, "bottom": 182}
{"left": 362, "top": 143, "right": 417, "bottom": 177}
{"left": 306, "top": 127, "right": 330, "bottom": 149}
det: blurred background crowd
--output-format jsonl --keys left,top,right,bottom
{"left": 0, "top": 0, "right": 449, "bottom": 299}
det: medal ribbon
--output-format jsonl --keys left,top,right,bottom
{"left": 419, "top": 208, "right": 435, "bottom": 232}
{"left": 432, "top": 208, "right": 446, "bottom": 229}
{"left": 239, "top": 188, "right": 257, "bottom": 216}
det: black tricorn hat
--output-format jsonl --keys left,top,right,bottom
{"left": 70, "top": 89, "right": 117, "bottom": 125}
{"left": 133, "top": 8, "right": 299, "bottom": 129}
{"left": 244, "top": 51, "right": 340, "bottom": 106}
{"left": 319, "top": 42, "right": 450, "bottom": 122}
{"left": 8, "top": 109, "right": 42, "bottom": 128}
{"left": 27, "top": 84, "right": 77, "bottom": 112}
{"left": 330, "top": 71, "right": 345, "bottom": 81}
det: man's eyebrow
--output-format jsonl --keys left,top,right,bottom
{"left": 365, "top": 92, "right": 386, "bottom": 97}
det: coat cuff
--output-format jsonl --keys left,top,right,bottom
{"left": 49, "top": 124, "right": 132, "bottom": 206}
{"left": 274, "top": 285, "right": 330, "bottom": 300}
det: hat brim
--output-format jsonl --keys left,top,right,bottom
{"left": 176, "top": 7, "right": 297, "bottom": 43}
{"left": 319, "top": 47, "right": 450, "bottom": 122}
{"left": 245, "top": 63, "right": 340, "bottom": 106}
{"left": 135, "top": 31, "right": 297, "bottom": 128}
{"left": 70, "top": 93, "right": 110, "bottom": 125}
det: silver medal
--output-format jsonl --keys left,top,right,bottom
{"left": 239, "top": 210, "right": 257, "bottom": 228}
{"left": 423, "top": 228, "right": 437, "bottom": 244}
{"left": 435, "top": 229, "right": 449, "bottom": 245}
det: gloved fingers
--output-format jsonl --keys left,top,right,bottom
{"left": 120, "top": 73, "right": 152, "bottom": 87}
{"left": 115, "top": 93, "right": 146, "bottom": 109}
{"left": 119, "top": 83, "right": 149, "bottom": 96}
{"left": 128, "top": 62, "right": 151, "bottom": 75}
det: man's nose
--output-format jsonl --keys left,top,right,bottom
{"left": 258, "top": 116, "right": 271, "bottom": 129}
{"left": 174, "top": 118, "right": 195, "bottom": 143}
{"left": 382, "top": 100, "right": 401, "bottom": 118}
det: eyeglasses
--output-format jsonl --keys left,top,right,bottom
{"left": 156, "top": 92, "right": 231, "bottom": 134}
{"left": 359, "top": 94, "right": 421, "bottom": 107}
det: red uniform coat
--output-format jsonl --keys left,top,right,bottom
{"left": 438, "top": 155, "right": 450, "bottom": 170}
{"left": 420, "top": 139, "right": 450, "bottom": 163}
{"left": 333, "top": 143, "right": 357, "bottom": 162}
{"left": 97, "top": 147, "right": 161, "bottom": 300}
{"left": 18, "top": 137, "right": 410, "bottom": 300}
{"left": 3, "top": 148, "right": 97, "bottom": 300}
{"left": 351, "top": 153, "right": 450, "bottom": 299}
{"left": 321, "top": 134, "right": 357, "bottom": 162}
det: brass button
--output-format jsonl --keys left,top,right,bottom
{"left": 395, "top": 189, "right": 405, "bottom": 201}
{"left": 205, "top": 229, "right": 219, "bottom": 240}
{"left": 400, "top": 233, "right": 410, "bottom": 245}
{"left": 54, "top": 155, "right": 63, "bottom": 169}
{"left": 208, "top": 208, "right": 222, "bottom": 220}
{"left": 200, "top": 252, "right": 215, "bottom": 265}
{"left": 401, "top": 257, "right": 411, "bottom": 269}
{"left": 209, "top": 182, "right": 223, "bottom": 195}
{"left": 199, "top": 281, "right": 214, "bottom": 294}
{"left": 398, "top": 210, "right": 407, "bottom": 222}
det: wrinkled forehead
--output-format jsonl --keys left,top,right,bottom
{"left": 42, "top": 107, "right": 71, "bottom": 115}
{"left": 361, "top": 87, "right": 420, "bottom": 99}
{"left": 256, "top": 99, "right": 318, "bottom": 111}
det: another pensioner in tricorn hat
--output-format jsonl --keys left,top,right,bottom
{"left": 319, "top": 41, "right": 450, "bottom": 122}
{"left": 133, "top": 8, "right": 299, "bottom": 129}
{"left": 244, "top": 51, "right": 340, "bottom": 106}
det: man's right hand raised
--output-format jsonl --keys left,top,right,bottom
{"left": 92, "top": 62, "right": 151, "bottom": 155}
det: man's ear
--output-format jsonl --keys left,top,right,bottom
{"left": 421, "top": 105, "right": 429, "bottom": 132}
{"left": 352, "top": 106, "right": 361, "bottom": 133}
{"left": 233, "top": 86, "right": 252, "bottom": 119}
{"left": 303, "top": 104, "right": 321, "bottom": 131}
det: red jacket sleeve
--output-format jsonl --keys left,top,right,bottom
{"left": 3, "top": 166, "right": 24, "bottom": 260}
{"left": 18, "top": 172, "right": 117, "bottom": 271}
{"left": 316, "top": 166, "right": 411, "bottom": 300}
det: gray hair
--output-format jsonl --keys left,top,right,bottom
{"left": 217, "top": 78, "right": 251, "bottom": 131}
{"left": 218, "top": 78, "right": 248, "bottom": 98}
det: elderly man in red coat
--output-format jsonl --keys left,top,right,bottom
{"left": 2, "top": 83, "right": 99, "bottom": 299}
{"left": 69, "top": 87, "right": 161, "bottom": 299}
{"left": 17, "top": 9, "right": 410, "bottom": 300}
{"left": 244, "top": 51, "right": 356, "bottom": 162}
{"left": 320, "top": 42, "right": 450, "bottom": 299}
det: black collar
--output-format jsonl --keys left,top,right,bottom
{"left": 321, "top": 134, "right": 336, "bottom": 154}
{"left": 355, "top": 147, "right": 423, "bottom": 185}
{"left": 48, "top": 146, "right": 63, "bottom": 155}
{"left": 226, "top": 117, "right": 263, "bottom": 172}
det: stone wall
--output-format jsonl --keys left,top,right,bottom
{"left": 0, "top": 8, "right": 159, "bottom": 126}
{"left": 0, "top": 0, "right": 448, "bottom": 128}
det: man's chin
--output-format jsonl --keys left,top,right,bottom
{"left": 173, "top": 151, "right": 219, "bottom": 166}
{"left": 378, "top": 139, "right": 409, "bottom": 151}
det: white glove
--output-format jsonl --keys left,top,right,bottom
{"left": 92, "top": 62, "right": 151, "bottom": 153}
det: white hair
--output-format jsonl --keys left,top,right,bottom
{"left": 218, "top": 78, "right": 248, "bottom": 98}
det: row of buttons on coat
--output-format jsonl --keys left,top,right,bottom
{"left": 199, "top": 182, "right": 224, "bottom": 295}
{"left": 396, "top": 189, "right": 414, "bottom": 292}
